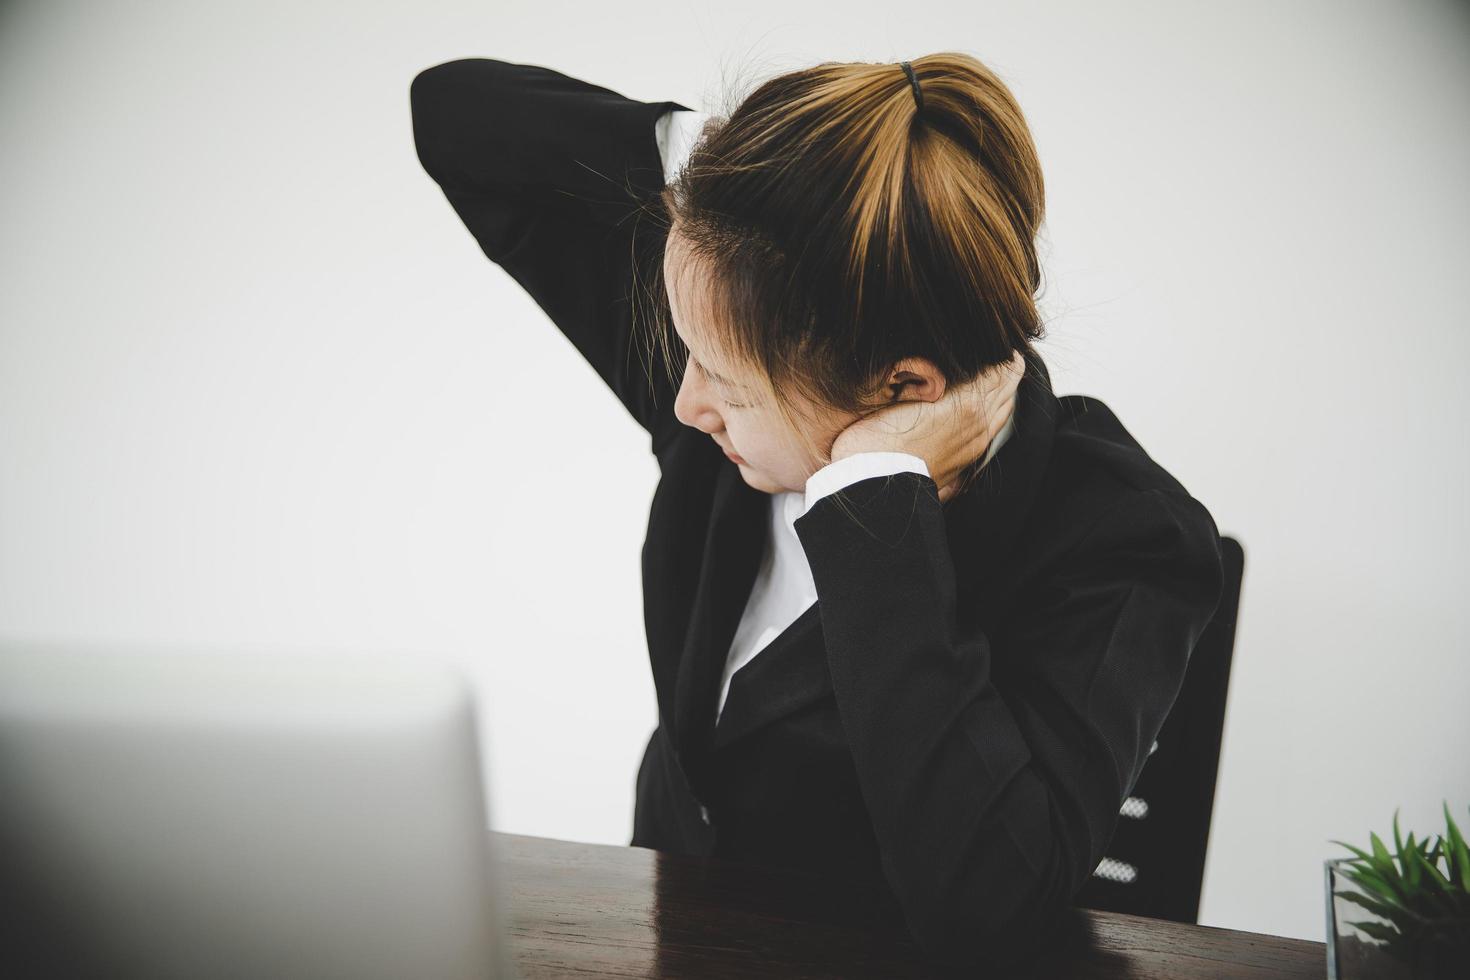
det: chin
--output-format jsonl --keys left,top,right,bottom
{"left": 742, "top": 468, "right": 794, "bottom": 496}
{"left": 734, "top": 466, "right": 776, "bottom": 493}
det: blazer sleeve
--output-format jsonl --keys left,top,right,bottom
{"left": 791, "top": 473, "right": 1225, "bottom": 972}
{"left": 409, "top": 58, "right": 695, "bottom": 444}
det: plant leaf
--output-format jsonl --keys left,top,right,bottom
{"left": 1371, "top": 830, "right": 1394, "bottom": 870}
{"left": 1444, "top": 801, "right": 1470, "bottom": 890}
{"left": 1339, "top": 863, "right": 1392, "bottom": 893}
{"left": 1404, "top": 830, "right": 1421, "bottom": 888}
{"left": 1349, "top": 919, "right": 1403, "bottom": 945}
{"left": 1409, "top": 842, "right": 1451, "bottom": 892}
{"left": 1340, "top": 864, "right": 1414, "bottom": 909}
{"left": 1336, "top": 888, "right": 1426, "bottom": 924}
{"left": 1330, "top": 839, "right": 1375, "bottom": 864}
{"left": 1401, "top": 853, "right": 1461, "bottom": 917}
{"left": 1360, "top": 831, "right": 1401, "bottom": 885}
{"left": 1405, "top": 834, "right": 1428, "bottom": 893}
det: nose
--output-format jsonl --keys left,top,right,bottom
{"left": 673, "top": 358, "right": 723, "bottom": 434}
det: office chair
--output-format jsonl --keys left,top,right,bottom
{"left": 1072, "top": 535, "right": 1245, "bottom": 924}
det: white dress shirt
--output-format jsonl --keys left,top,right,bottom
{"left": 654, "top": 108, "right": 1016, "bottom": 723}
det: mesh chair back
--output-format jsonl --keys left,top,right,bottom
{"left": 1073, "top": 535, "right": 1245, "bottom": 923}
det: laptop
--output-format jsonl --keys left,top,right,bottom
{"left": 0, "top": 637, "right": 520, "bottom": 979}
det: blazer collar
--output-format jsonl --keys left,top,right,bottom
{"left": 943, "top": 345, "right": 1059, "bottom": 623}
{"left": 674, "top": 347, "right": 1061, "bottom": 769}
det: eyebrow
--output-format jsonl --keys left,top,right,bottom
{"left": 668, "top": 301, "right": 747, "bottom": 388}
{"left": 693, "top": 356, "right": 746, "bottom": 389}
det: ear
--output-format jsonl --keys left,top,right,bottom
{"left": 876, "top": 357, "right": 947, "bottom": 404}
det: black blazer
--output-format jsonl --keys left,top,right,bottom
{"left": 410, "top": 58, "right": 1226, "bottom": 973}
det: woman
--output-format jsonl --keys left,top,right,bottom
{"left": 409, "top": 52, "right": 1225, "bottom": 972}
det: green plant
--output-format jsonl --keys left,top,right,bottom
{"left": 1329, "top": 801, "right": 1470, "bottom": 975}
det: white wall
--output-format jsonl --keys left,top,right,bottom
{"left": 2, "top": 0, "right": 1466, "bottom": 944}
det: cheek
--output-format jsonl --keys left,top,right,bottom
{"left": 721, "top": 415, "right": 763, "bottom": 454}
{"left": 732, "top": 413, "right": 797, "bottom": 461}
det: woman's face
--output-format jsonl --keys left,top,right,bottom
{"left": 664, "top": 228, "right": 856, "bottom": 495}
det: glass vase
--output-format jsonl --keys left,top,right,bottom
{"left": 1325, "top": 856, "right": 1464, "bottom": 979}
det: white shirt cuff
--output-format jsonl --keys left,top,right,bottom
{"left": 802, "top": 451, "right": 931, "bottom": 517}
{"left": 655, "top": 108, "right": 710, "bottom": 184}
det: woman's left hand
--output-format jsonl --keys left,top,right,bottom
{"left": 829, "top": 350, "right": 1025, "bottom": 504}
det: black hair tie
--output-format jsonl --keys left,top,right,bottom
{"left": 900, "top": 61, "right": 924, "bottom": 113}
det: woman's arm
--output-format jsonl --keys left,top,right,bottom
{"left": 410, "top": 58, "right": 694, "bottom": 443}
{"left": 791, "top": 475, "right": 1225, "bottom": 971}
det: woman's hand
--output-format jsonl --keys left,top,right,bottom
{"left": 829, "top": 350, "right": 1025, "bottom": 504}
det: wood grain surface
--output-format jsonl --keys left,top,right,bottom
{"left": 493, "top": 832, "right": 1325, "bottom": 979}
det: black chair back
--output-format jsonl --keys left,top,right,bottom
{"left": 1073, "top": 535, "right": 1245, "bottom": 923}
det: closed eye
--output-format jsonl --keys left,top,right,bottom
{"left": 689, "top": 354, "right": 748, "bottom": 408}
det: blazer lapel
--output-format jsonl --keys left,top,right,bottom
{"left": 943, "top": 347, "right": 1060, "bottom": 624}
{"left": 711, "top": 600, "right": 825, "bottom": 749}
{"left": 671, "top": 449, "right": 769, "bottom": 794}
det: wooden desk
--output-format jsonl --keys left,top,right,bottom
{"left": 494, "top": 832, "right": 1324, "bottom": 978}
